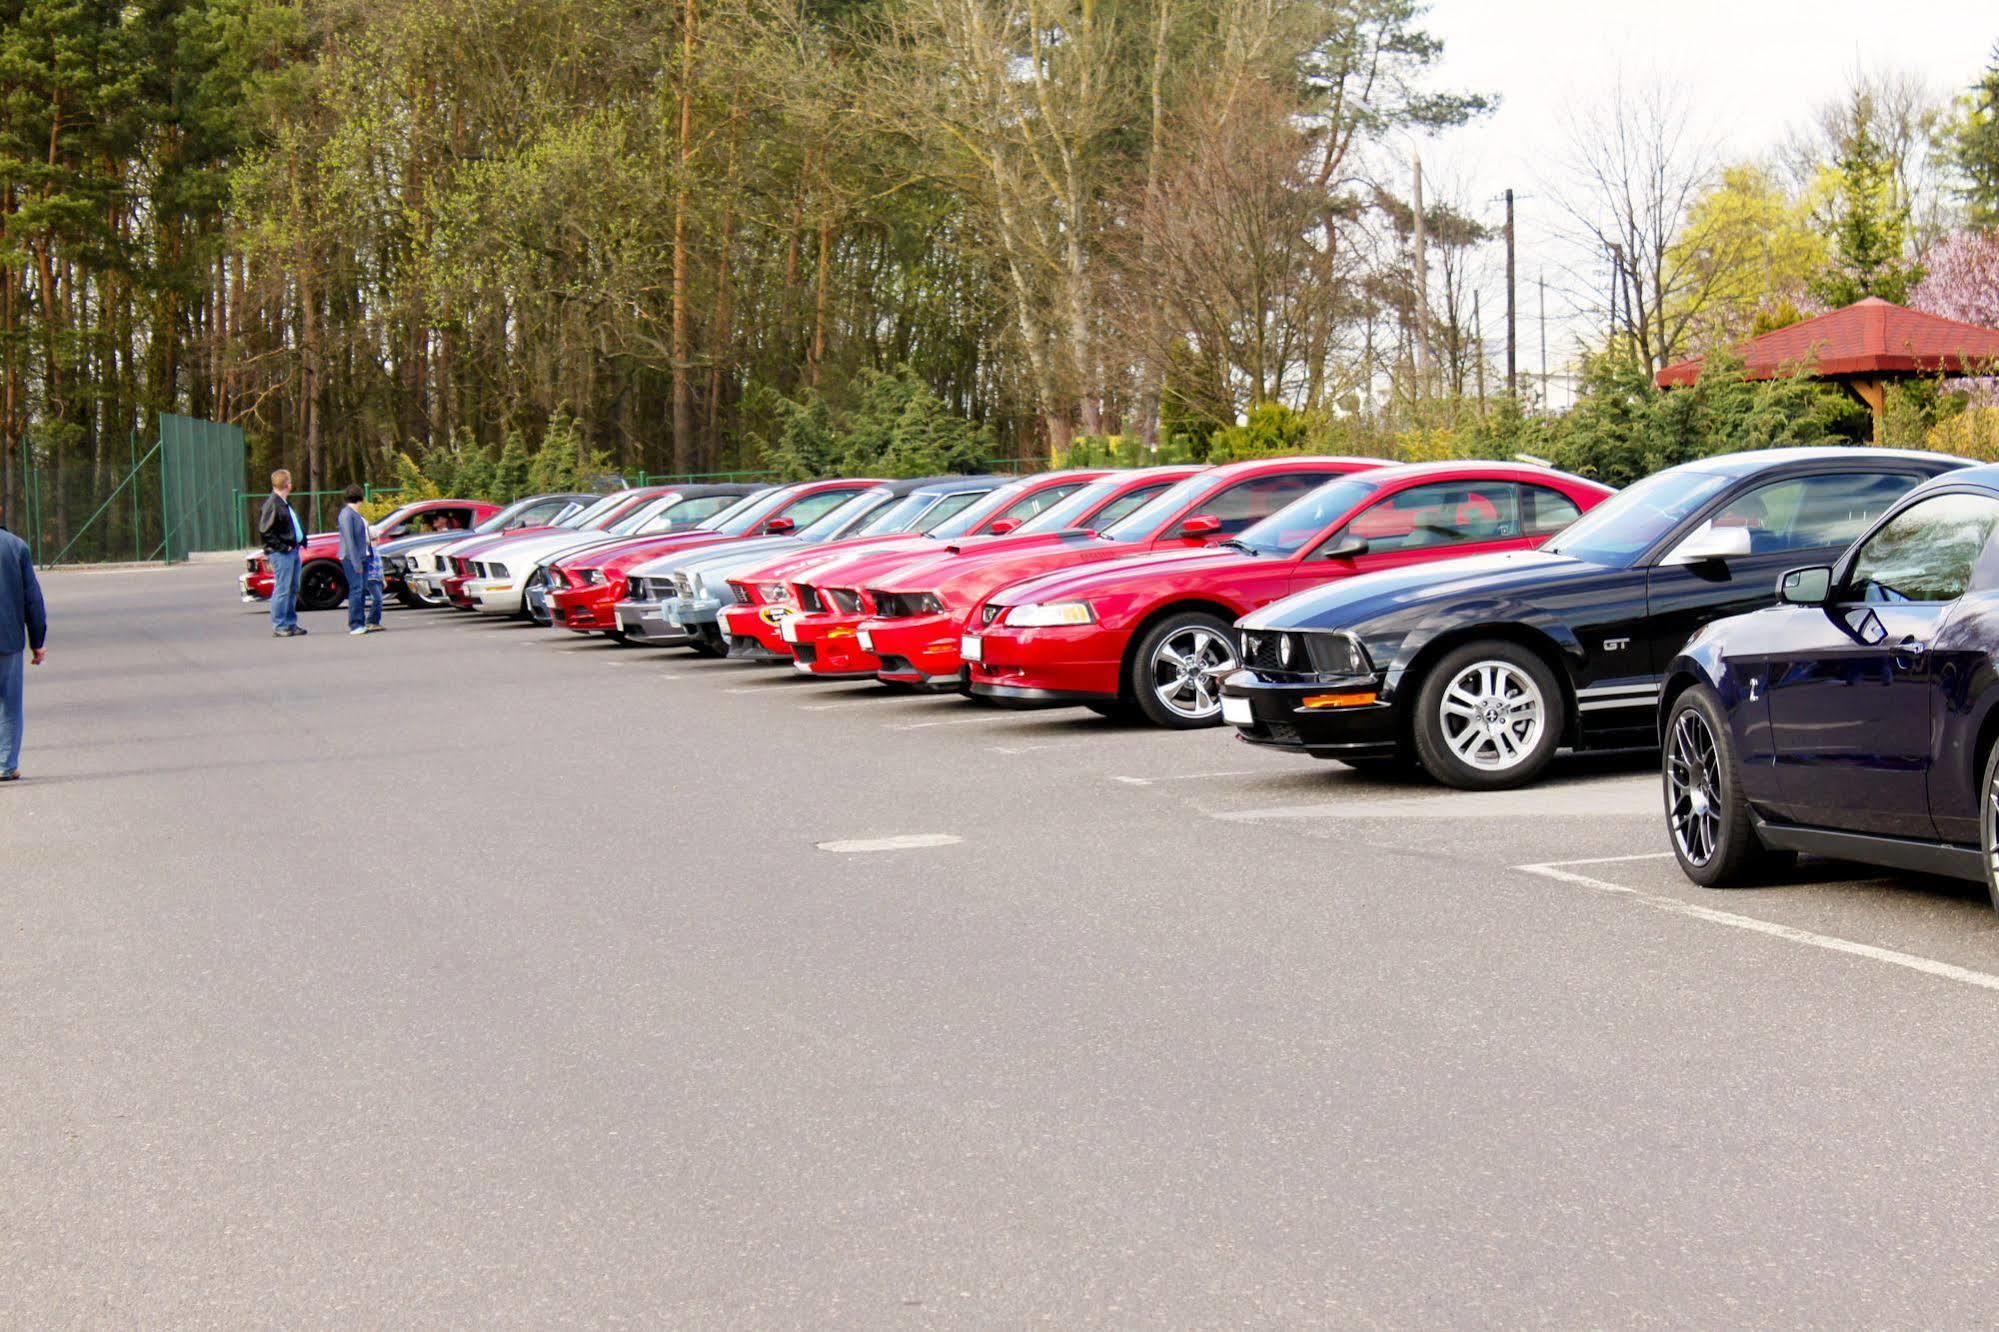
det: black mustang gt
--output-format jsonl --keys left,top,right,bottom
{"left": 1661, "top": 463, "right": 1999, "bottom": 901}
{"left": 1221, "top": 447, "right": 1969, "bottom": 790}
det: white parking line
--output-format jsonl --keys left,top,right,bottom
{"left": 886, "top": 717, "right": 998, "bottom": 731}
{"left": 987, "top": 741, "right": 1098, "bottom": 755}
{"left": 817, "top": 833, "right": 964, "bottom": 853}
{"left": 1519, "top": 855, "right": 1999, "bottom": 995}
{"left": 798, "top": 700, "right": 885, "bottom": 712}
{"left": 1113, "top": 770, "right": 1259, "bottom": 787}
{"left": 1212, "top": 780, "right": 1658, "bottom": 822}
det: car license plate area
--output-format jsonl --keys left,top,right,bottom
{"left": 960, "top": 634, "right": 982, "bottom": 662}
{"left": 857, "top": 628, "right": 873, "bottom": 652}
{"left": 1221, "top": 695, "right": 1253, "bottom": 726}
{"left": 780, "top": 617, "right": 800, "bottom": 643}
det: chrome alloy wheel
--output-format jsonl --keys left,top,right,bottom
{"left": 1149, "top": 625, "right": 1237, "bottom": 721}
{"left": 1666, "top": 707, "right": 1723, "bottom": 867}
{"left": 1437, "top": 660, "right": 1546, "bottom": 772}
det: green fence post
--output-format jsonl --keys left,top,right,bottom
{"left": 159, "top": 426, "right": 172, "bottom": 565}
{"left": 130, "top": 429, "right": 140, "bottom": 562}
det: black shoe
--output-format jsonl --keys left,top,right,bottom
{"left": 0, "top": 770, "right": 19, "bottom": 782}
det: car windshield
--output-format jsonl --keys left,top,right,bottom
{"left": 802, "top": 489, "right": 894, "bottom": 540}
{"left": 1231, "top": 478, "right": 1380, "bottom": 556}
{"left": 702, "top": 488, "right": 794, "bottom": 534}
{"left": 609, "top": 494, "right": 687, "bottom": 535}
{"left": 1014, "top": 478, "right": 1125, "bottom": 534}
{"left": 1100, "top": 473, "right": 1218, "bottom": 542}
{"left": 371, "top": 503, "right": 425, "bottom": 536}
{"left": 565, "top": 493, "right": 633, "bottom": 529}
{"left": 928, "top": 481, "right": 1023, "bottom": 538}
{"left": 1542, "top": 468, "right": 1732, "bottom": 566}
{"left": 856, "top": 491, "right": 943, "bottom": 536}
{"left": 474, "top": 496, "right": 562, "bottom": 534}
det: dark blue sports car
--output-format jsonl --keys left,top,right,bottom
{"left": 1661, "top": 462, "right": 1999, "bottom": 902}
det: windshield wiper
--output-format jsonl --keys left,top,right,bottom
{"left": 1218, "top": 538, "right": 1258, "bottom": 554}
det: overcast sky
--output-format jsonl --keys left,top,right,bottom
{"left": 1412, "top": 0, "right": 1996, "bottom": 397}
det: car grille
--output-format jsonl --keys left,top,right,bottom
{"left": 871, "top": 590, "right": 915, "bottom": 618}
{"left": 626, "top": 577, "right": 651, "bottom": 602}
{"left": 827, "top": 587, "right": 861, "bottom": 614}
{"left": 731, "top": 584, "right": 752, "bottom": 605}
{"left": 798, "top": 586, "right": 824, "bottom": 612}
{"left": 245, "top": 556, "right": 260, "bottom": 573}
{"left": 980, "top": 604, "right": 1003, "bottom": 627}
{"left": 674, "top": 573, "right": 696, "bottom": 599}
{"left": 452, "top": 558, "right": 470, "bottom": 576}
{"left": 792, "top": 642, "right": 818, "bottom": 665}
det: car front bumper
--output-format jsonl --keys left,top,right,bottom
{"left": 467, "top": 577, "right": 523, "bottom": 614}
{"left": 782, "top": 611, "right": 880, "bottom": 677}
{"left": 1218, "top": 669, "right": 1399, "bottom": 758}
{"left": 614, "top": 598, "right": 696, "bottom": 645}
{"left": 722, "top": 603, "right": 794, "bottom": 661}
{"left": 859, "top": 612, "right": 963, "bottom": 685}
{"left": 963, "top": 623, "right": 1124, "bottom": 704}
{"left": 549, "top": 585, "right": 618, "bottom": 631}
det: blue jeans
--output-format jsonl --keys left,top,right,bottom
{"left": 345, "top": 555, "right": 383, "bottom": 630}
{"left": 270, "top": 549, "right": 301, "bottom": 631}
{"left": 0, "top": 650, "right": 22, "bottom": 772}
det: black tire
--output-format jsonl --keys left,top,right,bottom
{"left": 1664, "top": 684, "right": 1789, "bottom": 887}
{"left": 607, "top": 629, "right": 632, "bottom": 645}
{"left": 685, "top": 624, "right": 728, "bottom": 658}
{"left": 1978, "top": 744, "right": 1999, "bottom": 914}
{"left": 523, "top": 570, "right": 550, "bottom": 625}
{"left": 298, "top": 560, "right": 347, "bottom": 612}
{"left": 1126, "top": 610, "right": 1240, "bottom": 729}
{"left": 395, "top": 589, "right": 424, "bottom": 610}
{"left": 1411, "top": 640, "right": 1563, "bottom": 790}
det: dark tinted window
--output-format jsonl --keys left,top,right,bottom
{"left": 1847, "top": 493, "right": 1999, "bottom": 603}
{"left": 779, "top": 489, "right": 862, "bottom": 528}
{"left": 916, "top": 491, "right": 983, "bottom": 531}
{"left": 1088, "top": 483, "right": 1172, "bottom": 528}
{"left": 1347, "top": 481, "right": 1521, "bottom": 553}
{"left": 1522, "top": 486, "right": 1583, "bottom": 537}
{"left": 1202, "top": 473, "right": 1336, "bottom": 535}
{"left": 1710, "top": 472, "right": 1918, "bottom": 554}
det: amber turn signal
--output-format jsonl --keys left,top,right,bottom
{"left": 1300, "top": 691, "right": 1377, "bottom": 709}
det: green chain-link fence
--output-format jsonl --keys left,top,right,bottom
{"left": 18, "top": 413, "right": 245, "bottom": 565}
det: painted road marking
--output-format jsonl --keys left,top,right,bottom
{"left": 1211, "top": 779, "right": 1657, "bottom": 823}
{"left": 887, "top": 717, "right": 999, "bottom": 731}
{"left": 799, "top": 700, "right": 886, "bottom": 712}
{"left": 817, "top": 833, "right": 964, "bottom": 854}
{"left": 1518, "top": 855, "right": 1999, "bottom": 995}
{"left": 1114, "top": 770, "right": 1259, "bottom": 787}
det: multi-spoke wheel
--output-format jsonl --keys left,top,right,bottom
{"left": 1129, "top": 611, "right": 1240, "bottom": 729}
{"left": 1412, "top": 641, "right": 1563, "bottom": 789}
{"left": 1661, "top": 684, "right": 1786, "bottom": 887}
{"left": 298, "top": 560, "right": 348, "bottom": 612}
{"left": 523, "top": 570, "right": 550, "bottom": 624}
{"left": 1978, "top": 745, "right": 1999, "bottom": 914}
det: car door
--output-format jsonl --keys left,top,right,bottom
{"left": 1299, "top": 480, "right": 1534, "bottom": 596}
{"left": 1763, "top": 490, "right": 1999, "bottom": 837}
{"left": 1643, "top": 471, "right": 1927, "bottom": 679}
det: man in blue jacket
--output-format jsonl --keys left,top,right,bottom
{"left": 337, "top": 484, "right": 383, "bottom": 635}
{"left": 0, "top": 515, "right": 48, "bottom": 782}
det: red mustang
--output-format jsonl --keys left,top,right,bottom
{"left": 854, "top": 457, "right": 1399, "bottom": 687}
{"left": 962, "top": 462, "right": 1614, "bottom": 727}
{"left": 773, "top": 469, "right": 1118, "bottom": 677}
{"left": 241, "top": 497, "right": 498, "bottom": 610}
{"left": 544, "top": 478, "right": 881, "bottom": 638}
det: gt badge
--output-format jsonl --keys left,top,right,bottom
{"left": 1604, "top": 637, "right": 1631, "bottom": 652}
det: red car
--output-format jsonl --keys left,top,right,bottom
{"left": 772, "top": 470, "right": 1117, "bottom": 677}
{"left": 241, "top": 497, "right": 498, "bottom": 610}
{"left": 854, "top": 458, "right": 1400, "bottom": 687}
{"left": 544, "top": 478, "right": 882, "bottom": 639}
{"left": 719, "top": 473, "right": 1058, "bottom": 661}
{"left": 962, "top": 462, "right": 1615, "bottom": 727}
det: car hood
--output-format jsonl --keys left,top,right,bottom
{"left": 872, "top": 531, "right": 1137, "bottom": 602}
{"left": 631, "top": 535, "right": 810, "bottom": 581}
{"left": 732, "top": 534, "right": 929, "bottom": 587}
{"left": 796, "top": 539, "right": 962, "bottom": 593}
{"left": 1240, "top": 549, "right": 1607, "bottom": 632}
{"left": 986, "top": 546, "right": 1271, "bottom": 607}
{"left": 379, "top": 530, "right": 469, "bottom": 556}
{"left": 479, "top": 531, "right": 617, "bottom": 568}
{"left": 554, "top": 530, "right": 736, "bottom": 572}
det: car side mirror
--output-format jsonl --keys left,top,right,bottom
{"left": 1664, "top": 521, "right": 1753, "bottom": 566}
{"left": 1319, "top": 534, "right": 1369, "bottom": 561}
{"left": 762, "top": 516, "right": 795, "bottom": 535}
{"left": 987, "top": 517, "right": 1022, "bottom": 535}
{"left": 1778, "top": 565, "right": 1833, "bottom": 606}
{"left": 1178, "top": 514, "right": 1222, "bottom": 539}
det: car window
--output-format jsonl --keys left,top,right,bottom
{"left": 1544, "top": 469, "right": 1732, "bottom": 566}
{"left": 916, "top": 491, "right": 986, "bottom": 533}
{"left": 929, "top": 483, "right": 1027, "bottom": 538}
{"left": 1235, "top": 478, "right": 1379, "bottom": 556}
{"left": 1847, "top": 493, "right": 1999, "bottom": 603}
{"left": 1345, "top": 481, "right": 1521, "bottom": 553}
{"left": 1709, "top": 472, "right": 1919, "bottom": 555}
{"left": 1521, "top": 485, "right": 1583, "bottom": 537}
{"left": 779, "top": 489, "right": 863, "bottom": 528}
{"left": 997, "top": 482, "right": 1082, "bottom": 524}
{"left": 638, "top": 496, "right": 737, "bottom": 534}
{"left": 1201, "top": 473, "right": 1337, "bottom": 535}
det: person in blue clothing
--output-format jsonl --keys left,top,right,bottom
{"left": 337, "top": 485, "right": 384, "bottom": 636}
{"left": 0, "top": 511, "right": 48, "bottom": 782}
{"left": 259, "top": 469, "right": 307, "bottom": 637}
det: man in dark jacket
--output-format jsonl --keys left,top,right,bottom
{"left": 0, "top": 515, "right": 48, "bottom": 781}
{"left": 337, "top": 484, "right": 383, "bottom": 635}
{"left": 259, "top": 469, "right": 307, "bottom": 637}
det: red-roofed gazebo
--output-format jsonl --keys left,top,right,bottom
{"left": 1655, "top": 297, "right": 1999, "bottom": 440}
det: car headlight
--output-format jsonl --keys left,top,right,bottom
{"left": 760, "top": 582, "right": 791, "bottom": 604}
{"left": 583, "top": 569, "right": 605, "bottom": 585}
{"left": 1005, "top": 601, "right": 1094, "bottom": 627}
{"left": 909, "top": 592, "right": 944, "bottom": 615}
{"left": 1306, "top": 631, "right": 1372, "bottom": 678}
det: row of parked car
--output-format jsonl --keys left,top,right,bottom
{"left": 244, "top": 446, "right": 1999, "bottom": 912}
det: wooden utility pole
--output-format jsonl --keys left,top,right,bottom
{"left": 1412, "top": 153, "right": 1428, "bottom": 383}
{"left": 1503, "top": 188, "right": 1516, "bottom": 395}
{"left": 1538, "top": 273, "right": 1549, "bottom": 407}
{"left": 1473, "top": 290, "right": 1486, "bottom": 409}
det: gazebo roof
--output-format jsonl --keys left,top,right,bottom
{"left": 1655, "top": 297, "right": 1999, "bottom": 387}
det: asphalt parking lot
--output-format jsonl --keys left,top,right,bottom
{"left": 11, "top": 566, "right": 1999, "bottom": 1325}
